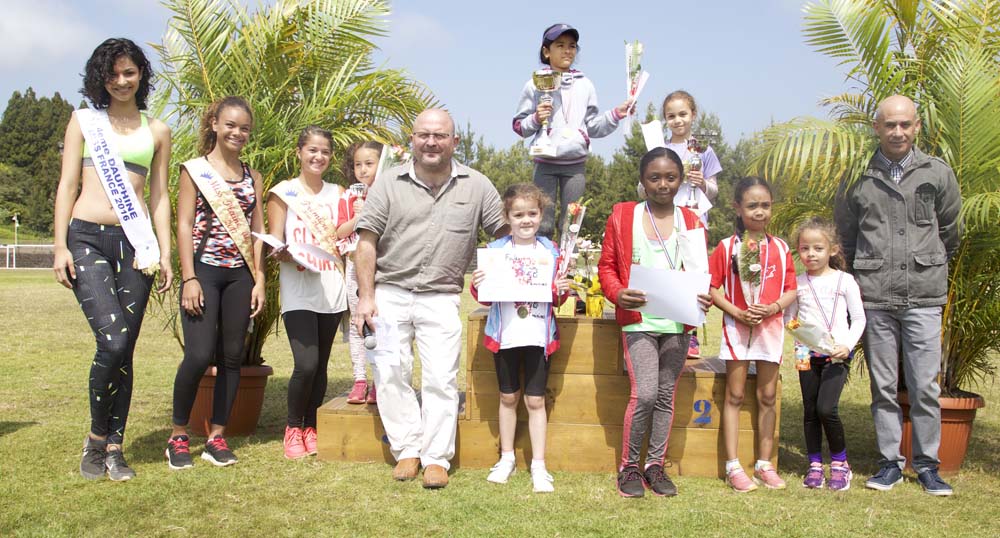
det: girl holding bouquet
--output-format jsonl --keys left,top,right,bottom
{"left": 512, "top": 23, "right": 632, "bottom": 238}
{"left": 786, "top": 217, "right": 865, "bottom": 490}
{"left": 708, "top": 177, "right": 796, "bottom": 492}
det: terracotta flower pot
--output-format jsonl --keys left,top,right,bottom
{"left": 188, "top": 365, "right": 274, "bottom": 437}
{"left": 898, "top": 391, "right": 986, "bottom": 475}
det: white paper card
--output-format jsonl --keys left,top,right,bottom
{"left": 641, "top": 120, "right": 666, "bottom": 151}
{"left": 677, "top": 227, "right": 709, "bottom": 274}
{"left": 476, "top": 248, "right": 554, "bottom": 303}
{"left": 627, "top": 265, "right": 710, "bottom": 326}
{"left": 364, "top": 316, "right": 400, "bottom": 366}
{"left": 253, "top": 232, "right": 337, "bottom": 273}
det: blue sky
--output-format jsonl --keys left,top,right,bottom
{"left": 1, "top": 0, "right": 849, "bottom": 157}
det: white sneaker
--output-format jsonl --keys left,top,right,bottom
{"left": 487, "top": 459, "right": 516, "bottom": 484}
{"left": 531, "top": 467, "right": 554, "bottom": 493}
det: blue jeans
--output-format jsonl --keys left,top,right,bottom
{"left": 863, "top": 306, "right": 943, "bottom": 472}
{"left": 68, "top": 219, "right": 153, "bottom": 445}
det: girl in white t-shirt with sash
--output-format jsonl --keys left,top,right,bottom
{"left": 267, "top": 126, "right": 348, "bottom": 459}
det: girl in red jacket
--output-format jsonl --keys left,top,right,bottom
{"left": 598, "top": 147, "right": 711, "bottom": 498}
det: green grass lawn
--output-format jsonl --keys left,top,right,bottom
{"left": 0, "top": 223, "right": 51, "bottom": 245}
{"left": 1, "top": 270, "right": 998, "bottom": 537}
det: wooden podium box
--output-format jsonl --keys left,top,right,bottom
{"left": 317, "top": 310, "right": 779, "bottom": 477}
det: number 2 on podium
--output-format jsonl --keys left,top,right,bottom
{"left": 693, "top": 399, "right": 712, "bottom": 425}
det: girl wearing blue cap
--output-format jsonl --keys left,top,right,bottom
{"left": 512, "top": 23, "right": 632, "bottom": 239}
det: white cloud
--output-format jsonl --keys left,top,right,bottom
{"left": 0, "top": 1, "right": 102, "bottom": 70}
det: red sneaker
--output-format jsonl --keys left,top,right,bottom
{"left": 346, "top": 380, "right": 368, "bottom": 404}
{"left": 302, "top": 427, "right": 318, "bottom": 456}
{"left": 687, "top": 334, "right": 702, "bottom": 359}
{"left": 284, "top": 426, "right": 307, "bottom": 459}
{"left": 366, "top": 383, "right": 377, "bottom": 405}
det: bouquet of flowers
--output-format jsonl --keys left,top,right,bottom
{"left": 785, "top": 318, "right": 838, "bottom": 357}
{"left": 556, "top": 201, "right": 587, "bottom": 279}
{"left": 624, "top": 40, "right": 648, "bottom": 130}
{"left": 737, "top": 233, "right": 762, "bottom": 303}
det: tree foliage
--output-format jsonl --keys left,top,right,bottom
{"left": 0, "top": 88, "right": 73, "bottom": 233}
{"left": 152, "top": 0, "right": 434, "bottom": 364}
{"left": 750, "top": 0, "right": 1000, "bottom": 392}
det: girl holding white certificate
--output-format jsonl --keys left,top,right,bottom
{"left": 167, "top": 96, "right": 266, "bottom": 470}
{"left": 470, "top": 184, "right": 571, "bottom": 493}
{"left": 53, "top": 38, "right": 173, "bottom": 481}
{"left": 267, "top": 126, "right": 347, "bottom": 459}
{"left": 597, "top": 147, "right": 711, "bottom": 498}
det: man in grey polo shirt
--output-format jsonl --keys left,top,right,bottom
{"left": 835, "top": 95, "right": 961, "bottom": 496}
{"left": 355, "top": 109, "right": 507, "bottom": 489}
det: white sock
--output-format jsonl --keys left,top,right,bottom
{"left": 755, "top": 459, "right": 772, "bottom": 471}
{"left": 725, "top": 459, "right": 742, "bottom": 473}
{"left": 500, "top": 451, "right": 515, "bottom": 463}
{"left": 530, "top": 459, "right": 546, "bottom": 471}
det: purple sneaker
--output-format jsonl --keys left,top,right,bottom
{"left": 803, "top": 463, "right": 825, "bottom": 489}
{"left": 829, "top": 463, "right": 852, "bottom": 491}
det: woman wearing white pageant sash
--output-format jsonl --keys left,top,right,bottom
{"left": 53, "top": 38, "right": 173, "bottom": 482}
{"left": 166, "top": 96, "right": 265, "bottom": 471}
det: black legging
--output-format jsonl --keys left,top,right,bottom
{"left": 172, "top": 261, "right": 253, "bottom": 427}
{"left": 283, "top": 310, "right": 341, "bottom": 428}
{"left": 68, "top": 219, "right": 153, "bottom": 445}
{"left": 799, "top": 358, "right": 850, "bottom": 462}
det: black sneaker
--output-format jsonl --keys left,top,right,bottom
{"left": 80, "top": 436, "right": 107, "bottom": 480}
{"left": 643, "top": 464, "right": 678, "bottom": 496}
{"left": 166, "top": 435, "right": 194, "bottom": 470}
{"left": 105, "top": 449, "right": 136, "bottom": 481}
{"left": 202, "top": 435, "right": 238, "bottom": 467}
{"left": 916, "top": 468, "right": 953, "bottom": 496}
{"left": 617, "top": 465, "right": 645, "bottom": 498}
{"left": 865, "top": 464, "right": 904, "bottom": 491}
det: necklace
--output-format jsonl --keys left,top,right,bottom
{"left": 644, "top": 203, "right": 680, "bottom": 270}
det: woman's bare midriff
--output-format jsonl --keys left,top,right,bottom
{"left": 70, "top": 166, "right": 150, "bottom": 224}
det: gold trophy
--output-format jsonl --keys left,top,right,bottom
{"left": 530, "top": 69, "right": 559, "bottom": 157}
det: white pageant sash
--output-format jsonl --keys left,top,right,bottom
{"left": 183, "top": 156, "right": 257, "bottom": 281}
{"left": 76, "top": 109, "right": 160, "bottom": 272}
{"left": 269, "top": 178, "right": 343, "bottom": 273}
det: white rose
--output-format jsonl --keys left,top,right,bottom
{"left": 569, "top": 224, "right": 580, "bottom": 233}
{"left": 749, "top": 263, "right": 762, "bottom": 273}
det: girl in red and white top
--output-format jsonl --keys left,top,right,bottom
{"left": 267, "top": 126, "right": 348, "bottom": 459}
{"left": 708, "top": 176, "right": 796, "bottom": 492}
{"left": 336, "top": 141, "right": 384, "bottom": 405}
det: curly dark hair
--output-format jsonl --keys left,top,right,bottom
{"left": 342, "top": 141, "right": 384, "bottom": 183}
{"left": 80, "top": 38, "right": 154, "bottom": 110}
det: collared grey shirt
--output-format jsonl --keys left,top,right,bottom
{"left": 356, "top": 160, "right": 505, "bottom": 294}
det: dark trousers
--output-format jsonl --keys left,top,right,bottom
{"left": 284, "top": 310, "right": 341, "bottom": 428}
{"left": 68, "top": 219, "right": 153, "bottom": 445}
{"left": 799, "top": 358, "right": 849, "bottom": 461}
{"left": 172, "top": 261, "right": 253, "bottom": 427}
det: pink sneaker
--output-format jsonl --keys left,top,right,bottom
{"left": 302, "top": 427, "right": 318, "bottom": 456}
{"left": 284, "top": 426, "right": 307, "bottom": 459}
{"left": 366, "top": 383, "right": 377, "bottom": 405}
{"left": 754, "top": 465, "right": 787, "bottom": 489}
{"left": 346, "top": 380, "right": 368, "bottom": 404}
{"left": 727, "top": 467, "right": 758, "bottom": 493}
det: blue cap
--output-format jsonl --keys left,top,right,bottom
{"left": 542, "top": 23, "right": 579, "bottom": 44}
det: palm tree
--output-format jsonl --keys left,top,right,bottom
{"left": 151, "top": 0, "right": 434, "bottom": 363}
{"left": 750, "top": 0, "right": 1000, "bottom": 393}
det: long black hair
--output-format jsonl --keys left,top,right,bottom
{"left": 80, "top": 38, "right": 154, "bottom": 110}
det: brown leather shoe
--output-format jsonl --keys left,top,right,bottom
{"left": 392, "top": 458, "right": 420, "bottom": 481}
{"left": 422, "top": 464, "right": 449, "bottom": 489}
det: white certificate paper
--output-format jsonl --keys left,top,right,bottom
{"left": 476, "top": 248, "right": 554, "bottom": 303}
{"left": 641, "top": 120, "right": 666, "bottom": 151}
{"left": 627, "top": 265, "right": 710, "bottom": 326}
{"left": 253, "top": 232, "right": 338, "bottom": 273}
{"left": 364, "top": 316, "right": 400, "bottom": 367}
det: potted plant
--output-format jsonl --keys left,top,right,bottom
{"left": 149, "top": 0, "right": 432, "bottom": 435}
{"left": 750, "top": 0, "right": 999, "bottom": 472}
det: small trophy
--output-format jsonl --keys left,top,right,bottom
{"left": 530, "top": 69, "right": 559, "bottom": 157}
{"left": 348, "top": 182, "right": 367, "bottom": 199}
{"left": 684, "top": 136, "right": 703, "bottom": 208}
